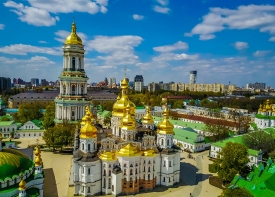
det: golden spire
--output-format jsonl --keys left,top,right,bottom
{"left": 121, "top": 103, "right": 136, "bottom": 130}
{"left": 142, "top": 106, "right": 154, "bottom": 124}
{"left": 34, "top": 140, "right": 43, "bottom": 166}
{"left": 65, "top": 22, "right": 83, "bottom": 45}
{"left": 80, "top": 106, "right": 97, "bottom": 139}
{"left": 18, "top": 175, "right": 26, "bottom": 191}
{"left": 157, "top": 98, "right": 174, "bottom": 135}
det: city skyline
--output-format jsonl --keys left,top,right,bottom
{"left": 0, "top": 0, "right": 275, "bottom": 86}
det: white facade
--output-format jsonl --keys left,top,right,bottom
{"left": 19, "top": 121, "right": 40, "bottom": 130}
{"left": 210, "top": 145, "right": 262, "bottom": 166}
{"left": 15, "top": 131, "right": 44, "bottom": 138}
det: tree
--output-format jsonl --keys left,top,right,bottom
{"left": 214, "top": 142, "right": 250, "bottom": 183}
{"left": 204, "top": 118, "right": 230, "bottom": 142}
{"left": 189, "top": 99, "right": 196, "bottom": 106}
{"left": 43, "top": 101, "right": 55, "bottom": 129}
{"left": 172, "top": 100, "right": 183, "bottom": 109}
{"left": 15, "top": 103, "right": 43, "bottom": 123}
{"left": 219, "top": 187, "right": 253, "bottom": 197}
{"left": 243, "top": 130, "right": 275, "bottom": 155}
{"left": 43, "top": 127, "right": 56, "bottom": 151}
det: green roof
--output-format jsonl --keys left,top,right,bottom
{"left": 230, "top": 158, "right": 275, "bottom": 197}
{"left": 153, "top": 116, "right": 205, "bottom": 130}
{"left": 174, "top": 128, "right": 204, "bottom": 145}
{"left": 212, "top": 135, "right": 260, "bottom": 156}
{"left": 0, "top": 148, "right": 34, "bottom": 180}
{"left": 97, "top": 110, "right": 111, "bottom": 118}
{"left": 0, "top": 121, "right": 14, "bottom": 126}
{"left": 26, "top": 187, "right": 40, "bottom": 197}
{"left": 136, "top": 106, "right": 145, "bottom": 109}
{"left": 16, "top": 129, "right": 45, "bottom": 132}
{"left": 255, "top": 114, "right": 275, "bottom": 120}
{"left": 31, "top": 119, "right": 43, "bottom": 128}
{"left": 264, "top": 127, "right": 275, "bottom": 136}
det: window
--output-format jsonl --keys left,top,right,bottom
{"left": 72, "top": 111, "right": 75, "bottom": 116}
{"left": 108, "top": 178, "right": 111, "bottom": 189}
{"left": 130, "top": 178, "right": 133, "bottom": 187}
{"left": 148, "top": 167, "right": 150, "bottom": 172}
{"left": 88, "top": 144, "right": 90, "bottom": 151}
{"left": 130, "top": 164, "right": 133, "bottom": 167}
{"left": 109, "top": 170, "right": 111, "bottom": 176}
{"left": 161, "top": 139, "right": 164, "bottom": 146}
{"left": 112, "top": 185, "right": 114, "bottom": 192}
{"left": 82, "top": 167, "right": 84, "bottom": 174}
{"left": 144, "top": 166, "right": 145, "bottom": 172}
{"left": 103, "top": 169, "right": 106, "bottom": 176}
{"left": 167, "top": 139, "right": 170, "bottom": 146}
{"left": 103, "top": 178, "right": 106, "bottom": 188}
{"left": 124, "top": 164, "right": 127, "bottom": 167}
{"left": 82, "top": 144, "right": 84, "bottom": 151}
{"left": 72, "top": 57, "right": 75, "bottom": 70}
{"left": 124, "top": 169, "right": 126, "bottom": 175}
{"left": 148, "top": 160, "right": 151, "bottom": 164}
{"left": 88, "top": 168, "right": 90, "bottom": 175}
{"left": 169, "top": 177, "right": 171, "bottom": 182}
{"left": 130, "top": 169, "right": 133, "bottom": 175}
{"left": 88, "top": 187, "right": 90, "bottom": 193}
{"left": 124, "top": 178, "right": 127, "bottom": 185}
{"left": 164, "top": 161, "right": 166, "bottom": 167}
{"left": 79, "top": 58, "right": 81, "bottom": 68}
{"left": 169, "top": 161, "right": 172, "bottom": 167}
{"left": 135, "top": 168, "right": 138, "bottom": 174}
{"left": 163, "top": 177, "right": 165, "bottom": 182}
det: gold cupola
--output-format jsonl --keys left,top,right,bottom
{"left": 65, "top": 22, "right": 83, "bottom": 45}
{"left": 18, "top": 178, "right": 26, "bottom": 191}
{"left": 258, "top": 104, "right": 263, "bottom": 112}
{"left": 112, "top": 76, "right": 136, "bottom": 118}
{"left": 34, "top": 145, "right": 43, "bottom": 166}
{"left": 142, "top": 106, "right": 154, "bottom": 124}
{"left": 99, "top": 151, "right": 117, "bottom": 161}
{"left": 80, "top": 106, "right": 97, "bottom": 139}
{"left": 157, "top": 102, "right": 174, "bottom": 135}
{"left": 116, "top": 143, "right": 142, "bottom": 157}
{"left": 121, "top": 104, "right": 136, "bottom": 130}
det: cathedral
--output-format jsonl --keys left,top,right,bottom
{"left": 59, "top": 22, "right": 181, "bottom": 196}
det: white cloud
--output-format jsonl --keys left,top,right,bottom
{"left": 269, "top": 37, "right": 275, "bottom": 42}
{"left": 153, "top": 53, "right": 199, "bottom": 62}
{"left": 187, "top": 4, "right": 275, "bottom": 40}
{"left": 199, "top": 34, "right": 216, "bottom": 40}
{"left": 0, "top": 24, "right": 4, "bottom": 30}
{"left": 4, "top": 0, "right": 109, "bottom": 26}
{"left": 38, "top": 40, "right": 47, "bottom": 44}
{"left": 4, "top": 1, "right": 57, "bottom": 26}
{"left": 55, "top": 30, "right": 88, "bottom": 44}
{"left": 0, "top": 44, "right": 61, "bottom": 55}
{"left": 233, "top": 41, "right": 249, "bottom": 50}
{"left": 184, "top": 32, "right": 193, "bottom": 37}
{"left": 133, "top": 14, "right": 144, "bottom": 20}
{"left": 156, "top": 0, "right": 169, "bottom": 6}
{"left": 253, "top": 50, "right": 272, "bottom": 57}
{"left": 153, "top": 41, "right": 188, "bottom": 52}
{"left": 153, "top": 5, "right": 170, "bottom": 14}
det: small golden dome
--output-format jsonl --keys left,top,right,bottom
{"left": 99, "top": 151, "right": 116, "bottom": 161}
{"left": 142, "top": 106, "right": 154, "bottom": 124}
{"left": 120, "top": 77, "right": 129, "bottom": 89}
{"left": 34, "top": 147, "right": 41, "bottom": 156}
{"left": 80, "top": 106, "right": 97, "bottom": 138}
{"left": 142, "top": 149, "right": 156, "bottom": 157}
{"left": 65, "top": 22, "right": 83, "bottom": 45}
{"left": 116, "top": 143, "right": 142, "bottom": 157}
{"left": 121, "top": 104, "right": 136, "bottom": 130}
{"left": 35, "top": 155, "right": 42, "bottom": 166}
{"left": 18, "top": 179, "right": 26, "bottom": 190}
{"left": 157, "top": 106, "right": 174, "bottom": 135}
{"left": 0, "top": 133, "right": 2, "bottom": 141}
{"left": 258, "top": 104, "right": 263, "bottom": 112}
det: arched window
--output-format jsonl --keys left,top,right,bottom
{"left": 109, "top": 170, "right": 111, "bottom": 176}
{"left": 72, "top": 57, "right": 75, "bottom": 70}
{"left": 148, "top": 160, "right": 151, "bottom": 164}
{"left": 169, "top": 177, "right": 171, "bottom": 182}
{"left": 82, "top": 144, "right": 84, "bottom": 151}
{"left": 103, "top": 178, "right": 106, "bottom": 188}
{"left": 72, "top": 85, "right": 75, "bottom": 95}
{"left": 103, "top": 169, "right": 106, "bottom": 176}
{"left": 135, "top": 168, "right": 138, "bottom": 174}
{"left": 130, "top": 164, "right": 133, "bottom": 167}
{"left": 163, "top": 177, "right": 165, "bottom": 182}
{"left": 148, "top": 167, "right": 150, "bottom": 172}
{"left": 124, "top": 169, "right": 126, "bottom": 175}
{"left": 164, "top": 160, "right": 166, "bottom": 167}
{"left": 169, "top": 161, "right": 172, "bottom": 167}
{"left": 88, "top": 168, "right": 90, "bottom": 175}
{"left": 88, "top": 187, "right": 90, "bottom": 193}
{"left": 130, "top": 169, "right": 133, "bottom": 175}
{"left": 167, "top": 139, "right": 170, "bottom": 146}
{"left": 81, "top": 85, "right": 84, "bottom": 94}
{"left": 79, "top": 58, "right": 81, "bottom": 69}
{"left": 108, "top": 178, "right": 111, "bottom": 189}
{"left": 161, "top": 139, "right": 164, "bottom": 146}
{"left": 148, "top": 174, "right": 150, "bottom": 180}
{"left": 124, "top": 164, "right": 127, "bottom": 167}
{"left": 144, "top": 166, "right": 145, "bottom": 172}
{"left": 82, "top": 167, "right": 84, "bottom": 174}
{"left": 88, "top": 144, "right": 90, "bottom": 151}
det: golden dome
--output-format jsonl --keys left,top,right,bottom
{"left": 35, "top": 155, "right": 42, "bottom": 166}
{"left": 0, "top": 133, "right": 2, "bottom": 141}
{"left": 142, "top": 106, "right": 154, "bottom": 124}
{"left": 121, "top": 104, "right": 136, "bottom": 130}
{"left": 116, "top": 143, "right": 142, "bottom": 157}
{"left": 142, "top": 149, "right": 156, "bottom": 157}
{"left": 258, "top": 104, "right": 263, "bottom": 112}
{"left": 65, "top": 22, "right": 83, "bottom": 45}
{"left": 112, "top": 78, "right": 135, "bottom": 118}
{"left": 157, "top": 106, "right": 174, "bottom": 135}
{"left": 80, "top": 106, "right": 97, "bottom": 139}
{"left": 99, "top": 151, "right": 116, "bottom": 161}
{"left": 18, "top": 179, "right": 26, "bottom": 190}
{"left": 34, "top": 146, "right": 41, "bottom": 156}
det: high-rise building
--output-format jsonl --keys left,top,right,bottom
{"left": 41, "top": 79, "right": 49, "bottom": 86}
{"left": 17, "top": 78, "right": 24, "bottom": 84}
{"left": 0, "top": 77, "right": 11, "bottom": 93}
{"left": 246, "top": 82, "right": 266, "bottom": 90}
{"left": 54, "top": 22, "right": 91, "bottom": 124}
{"left": 108, "top": 77, "right": 116, "bottom": 86}
{"left": 134, "top": 75, "right": 144, "bottom": 92}
{"left": 31, "top": 78, "right": 39, "bottom": 86}
{"left": 190, "top": 71, "right": 197, "bottom": 84}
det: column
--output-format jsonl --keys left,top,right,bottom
{"left": 75, "top": 106, "right": 78, "bottom": 120}
{"left": 60, "top": 84, "right": 63, "bottom": 95}
{"left": 63, "top": 55, "right": 65, "bottom": 69}
{"left": 76, "top": 83, "right": 79, "bottom": 95}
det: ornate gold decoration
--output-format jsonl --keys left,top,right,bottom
{"left": 65, "top": 22, "right": 83, "bottom": 45}
{"left": 142, "top": 106, "right": 154, "bottom": 124}
{"left": 157, "top": 99, "right": 174, "bottom": 135}
{"left": 18, "top": 175, "right": 26, "bottom": 191}
{"left": 80, "top": 106, "right": 97, "bottom": 139}
{"left": 121, "top": 103, "right": 136, "bottom": 130}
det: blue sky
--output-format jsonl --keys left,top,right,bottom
{"left": 0, "top": 0, "right": 275, "bottom": 87}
